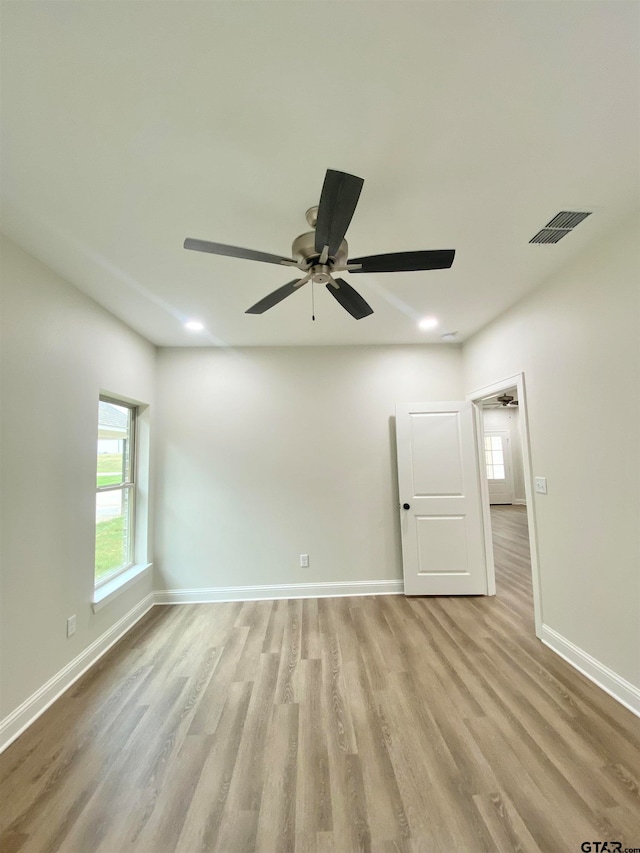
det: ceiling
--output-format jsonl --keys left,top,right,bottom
{"left": 2, "top": 2, "right": 638, "bottom": 348}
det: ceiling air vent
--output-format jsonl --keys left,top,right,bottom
{"left": 529, "top": 210, "right": 592, "bottom": 244}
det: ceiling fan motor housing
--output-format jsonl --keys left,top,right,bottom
{"left": 291, "top": 231, "right": 349, "bottom": 272}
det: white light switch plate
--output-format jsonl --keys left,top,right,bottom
{"left": 534, "top": 477, "right": 548, "bottom": 495}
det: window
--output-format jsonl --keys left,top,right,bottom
{"left": 485, "top": 434, "right": 505, "bottom": 480}
{"left": 95, "top": 397, "right": 137, "bottom": 586}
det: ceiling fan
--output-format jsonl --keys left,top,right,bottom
{"left": 184, "top": 169, "right": 455, "bottom": 320}
{"left": 496, "top": 394, "right": 518, "bottom": 407}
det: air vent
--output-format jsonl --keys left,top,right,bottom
{"left": 545, "top": 211, "right": 591, "bottom": 229}
{"left": 530, "top": 228, "right": 570, "bottom": 244}
{"left": 529, "top": 210, "right": 592, "bottom": 244}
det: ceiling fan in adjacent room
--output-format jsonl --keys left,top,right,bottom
{"left": 184, "top": 169, "right": 455, "bottom": 319}
{"left": 497, "top": 394, "right": 518, "bottom": 407}
{"left": 481, "top": 392, "right": 519, "bottom": 409}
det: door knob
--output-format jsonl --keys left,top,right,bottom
{"left": 402, "top": 503, "right": 410, "bottom": 510}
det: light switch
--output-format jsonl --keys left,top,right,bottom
{"left": 534, "top": 477, "right": 547, "bottom": 495}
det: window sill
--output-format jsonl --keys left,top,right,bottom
{"left": 92, "top": 563, "right": 152, "bottom": 613}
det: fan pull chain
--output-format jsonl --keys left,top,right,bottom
{"left": 311, "top": 279, "right": 316, "bottom": 321}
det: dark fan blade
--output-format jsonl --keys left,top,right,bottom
{"left": 314, "top": 170, "right": 364, "bottom": 257}
{"left": 245, "top": 279, "right": 305, "bottom": 314}
{"left": 348, "top": 249, "right": 455, "bottom": 274}
{"left": 326, "top": 278, "right": 373, "bottom": 320}
{"left": 184, "top": 238, "right": 296, "bottom": 267}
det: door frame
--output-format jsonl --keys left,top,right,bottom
{"left": 466, "top": 372, "right": 542, "bottom": 638}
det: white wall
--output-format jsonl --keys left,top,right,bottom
{"left": 154, "top": 345, "right": 463, "bottom": 592}
{"left": 482, "top": 406, "right": 526, "bottom": 503}
{"left": 463, "top": 215, "right": 640, "bottom": 689}
{"left": 0, "top": 237, "right": 156, "bottom": 719}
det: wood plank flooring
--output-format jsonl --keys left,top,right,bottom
{"left": 2, "top": 505, "right": 639, "bottom": 852}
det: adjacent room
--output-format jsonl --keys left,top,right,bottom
{"left": 1, "top": 2, "right": 639, "bottom": 851}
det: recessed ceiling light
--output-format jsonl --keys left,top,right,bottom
{"left": 418, "top": 316, "right": 439, "bottom": 330}
{"left": 184, "top": 320, "right": 204, "bottom": 331}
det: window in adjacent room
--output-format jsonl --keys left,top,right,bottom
{"left": 485, "top": 434, "right": 506, "bottom": 480}
{"left": 95, "top": 396, "right": 137, "bottom": 586}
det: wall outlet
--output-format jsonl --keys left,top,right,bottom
{"left": 534, "top": 477, "right": 548, "bottom": 495}
{"left": 299, "top": 554, "right": 309, "bottom": 568}
{"left": 66, "top": 615, "right": 76, "bottom": 637}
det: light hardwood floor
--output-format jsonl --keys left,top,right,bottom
{"left": 1, "top": 506, "right": 639, "bottom": 852}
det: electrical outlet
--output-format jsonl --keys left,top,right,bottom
{"left": 299, "top": 554, "right": 309, "bottom": 568}
{"left": 67, "top": 615, "right": 76, "bottom": 637}
{"left": 534, "top": 477, "right": 548, "bottom": 495}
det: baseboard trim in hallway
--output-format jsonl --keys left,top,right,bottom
{"left": 541, "top": 623, "right": 640, "bottom": 717}
{"left": 153, "top": 579, "right": 404, "bottom": 604}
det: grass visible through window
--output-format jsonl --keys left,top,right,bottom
{"left": 97, "top": 453, "right": 125, "bottom": 473}
{"left": 95, "top": 515, "right": 126, "bottom": 581}
{"left": 97, "top": 473, "right": 122, "bottom": 487}
{"left": 96, "top": 453, "right": 127, "bottom": 488}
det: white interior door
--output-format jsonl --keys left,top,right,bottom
{"left": 484, "top": 430, "right": 514, "bottom": 504}
{"left": 396, "top": 401, "right": 487, "bottom": 595}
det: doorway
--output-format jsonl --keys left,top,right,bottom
{"left": 467, "top": 374, "right": 542, "bottom": 637}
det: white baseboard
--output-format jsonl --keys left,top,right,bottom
{"left": 154, "top": 579, "right": 404, "bottom": 605}
{"left": 513, "top": 499, "right": 527, "bottom": 506}
{"left": 0, "top": 593, "right": 154, "bottom": 754}
{"left": 541, "top": 624, "right": 640, "bottom": 718}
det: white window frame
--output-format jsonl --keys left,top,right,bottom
{"left": 95, "top": 396, "right": 137, "bottom": 589}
